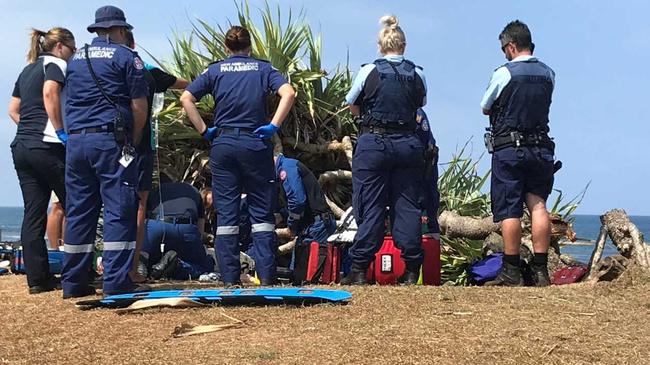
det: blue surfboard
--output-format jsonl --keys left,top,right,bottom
{"left": 76, "top": 287, "right": 352, "bottom": 309}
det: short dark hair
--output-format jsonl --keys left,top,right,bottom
{"left": 224, "top": 26, "right": 251, "bottom": 52}
{"left": 499, "top": 20, "right": 533, "bottom": 51}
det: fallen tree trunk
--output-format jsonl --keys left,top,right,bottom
{"left": 439, "top": 211, "right": 499, "bottom": 240}
{"left": 601, "top": 209, "right": 649, "bottom": 268}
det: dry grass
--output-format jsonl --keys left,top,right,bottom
{"left": 1, "top": 273, "right": 649, "bottom": 365}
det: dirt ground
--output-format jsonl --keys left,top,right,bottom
{"left": 1, "top": 272, "right": 649, "bottom": 365}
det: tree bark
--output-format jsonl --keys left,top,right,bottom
{"left": 318, "top": 170, "right": 352, "bottom": 185}
{"left": 325, "top": 195, "right": 345, "bottom": 219}
{"left": 587, "top": 226, "right": 608, "bottom": 281}
{"left": 439, "top": 211, "right": 500, "bottom": 240}
{"left": 601, "top": 209, "right": 649, "bottom": 268}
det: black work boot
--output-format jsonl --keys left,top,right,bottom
{"left": 136, "top": 257, "right": 149, "bottom": 279}
{"left": 340, "top": 264, "right": 368, "bottom": 285}
{"left": 150, "top": 251, "right": 179, "bottom": 280}
{"left": 398, "top": 262, "right": 421, "bottom": 285}
{"left": 532, "top": 264, "right": 551, "bottom": 287}
{"left": 484, "top": 261, "right": 524, "bottom": 287}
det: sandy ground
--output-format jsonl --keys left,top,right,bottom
{"left": 1, "top": 272, "right": 649, "bottom": 365}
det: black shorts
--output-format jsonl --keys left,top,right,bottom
{"left": 490, "top": 146, "right": 554, "bottom": 222}
{"left": 137, "top": 149, "right": 154, "bottom": 192}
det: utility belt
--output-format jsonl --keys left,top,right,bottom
{"left": 148, "top": 214, "right": 197, "bottom": 225}
{"left": 359, "top": 124, "right": 415, "bottom": 135}
{"left": 314, "top": 212, "right": 335, "bottom": 224}
{"left": 484, "top": 130, "right": 554, "bottom": 153}
{"left": 216, "top": 127, "right": 255, "bottom": 136}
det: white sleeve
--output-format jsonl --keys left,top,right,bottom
{"left": 345, "top": 64, "right": 376, "bottom": 105}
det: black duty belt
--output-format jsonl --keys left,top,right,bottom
{"left": 217, "top": 127, "right": 255, "bottom": 136}
{"left": 493, "top": 132, "right": 554, "bottom": 151}
{"left": 315, "top": 212, "right": 334, "bottom": 222}
{"left": 152, "top": 216, "right": 197, "bottom": 225}
{"left": 359, "top": 125, "right": 415, "bottom": 135}
{"left": 69, "top": 124, "right": 115, "bottom": 135}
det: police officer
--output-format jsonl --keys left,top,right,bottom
{"left": 140, "top": 182, "right": 214, "bottom": 280}
{"left": 62, "top": 6, "right": 150, "bottom": 298}
{"left": 415, "top": 109, "right": 440, "bottom": 236}
{"left": 343, "top": 15, "right": 427, "bottom": 285}
{"left": 480, "top": 20, "right": 556, "bottom": 286}
{"left": 274, "top": 154, "right": 337, "bottom": 285}
{"left": 124, "top": 29, "right": 189, "bottom": 283}
{"left": 180, "top": 25, "right": 296, "bottom": 286}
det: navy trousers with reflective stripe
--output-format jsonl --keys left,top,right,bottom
{"left": 62, "top": 133, "right": 138, "bottom": 295}
{"left": 349, "top": 133, "right": 425, "bottom": 267}
{"left": 210, "top": 133, "right": 277, "bottom": 283}
{"left": 142, "top": 219, "right": 214, "bottom": 279}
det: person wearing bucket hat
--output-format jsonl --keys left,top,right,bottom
{"left": 61, "top": 5, "right": 150, "bottom": 298}
{"left": 87, "top": 5, "right": 133, "bottom": 33}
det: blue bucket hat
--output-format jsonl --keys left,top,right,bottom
{"left": 87, "top": 5, "right": 133, "bottom": 33}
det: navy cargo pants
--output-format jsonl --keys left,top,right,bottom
{"left": 349, "top": 133, "right": 425, "bottom": 267}
{"left": 142, "top": 219, "right": 215, "bottom": 279}
{"left": 210, "top": 132, "right": 277, "bottom": 284}
{"left": 62, "top": 131, "right": 138, "bottom": 296}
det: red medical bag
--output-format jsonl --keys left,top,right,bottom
{"left": 293, "top": 241, "right": 341, "bottom": 285}
{"left": 367, "top": 235, "right": 441, "bottom": 285}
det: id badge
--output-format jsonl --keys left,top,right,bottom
{"left": 119, "top": 145, "right": 135, "bottom": 168}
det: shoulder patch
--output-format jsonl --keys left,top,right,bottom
{"left": 279, "top": 170, "right": 287, "bottom": 181}
{"left": 133, "top": 56, "right": 144, "bottom": 70}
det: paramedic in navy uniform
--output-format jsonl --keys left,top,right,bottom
{"left": 480, "top": 20, "right": 556, "bottom": 287}
{"left": 343, "top": 15, "right": 427, "bottom": 285}
{"left": 8, "top": 27, "right": 76, "bottom": 294}
{"left": 62, "top": 6, "right": 149, "bottom": 298}
{"left": 181, "top": 25, "right": 296, "bottom": 286}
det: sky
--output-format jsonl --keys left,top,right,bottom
{"left": 1, "top": 0, "right": 648, "bottom": 215}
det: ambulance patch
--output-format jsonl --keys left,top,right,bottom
{"left": 279, "top": 170, "right": 287, "bottom": 181}
{"left": 133, "top": 57, "right": 144, "bottom": 70}
{"left": 421, "top": 120, "right": 429, "bottom": 132}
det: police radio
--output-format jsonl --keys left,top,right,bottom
{"left": 84, "top": 44, "right": 129, "bottom": 146}
{"left": 484, "top": 127, "right": 495, "bottom": 154}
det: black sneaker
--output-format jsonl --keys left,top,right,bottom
{"left": 150, "top": 251, "right": 179, "bottom": 280}
{"left": 532, "top": 264, "right": 551, "bottom": 287}
{"left": 259, "top": 278, "right": 277, "bottom": 286}
{"left": 484, "top": 262, "right": 524, "bottom": 287}
{"left": 62, "top": 285, "right": 97, "bottom": 299}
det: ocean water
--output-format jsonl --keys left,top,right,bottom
{"left": 0, "top": 207, "right": 648, "bottom": 263}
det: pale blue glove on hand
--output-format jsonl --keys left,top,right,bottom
{"left": 55, "top": 129, "right": 68, "bottom": 146}
{"left": 202, "top": 126, "right": 218, "bottom": 141}
{"left": 253, "top": 123, "right": 279, "bottom": 139}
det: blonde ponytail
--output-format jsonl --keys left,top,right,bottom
{"left": 377, "top": 14, "right": 406, "bottom": 54}
{"left": 27, "top": 27, "right": 75, "bottom": 63}
{"left": 28, "top": 29, "right": 47, "bottom": 63}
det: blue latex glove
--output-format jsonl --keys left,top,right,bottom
{"left": 202, "top": 126, "right": 218, "bottom": 141}
{"left": 253, "top": 123, "right": 279, "bottom": 139}
{"left": 55, "top": 129, "right": 68, "bottom": 145}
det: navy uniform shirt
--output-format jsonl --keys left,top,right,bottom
{"left": 65, "top": 36, "right": 148, "bottom": 131}
{"left": 147, "top": 182, "right": 205, "bottom": 222}
{"left": 185, "top": 55, "right": 288, "bottom": 129}
{"left": 12, "top": 54, "right": 67, "bottom": 147}
{"left": 415, "top": 109, "right": 435, "bottom": 147}
{"left": 275, "top": 155, "right": 330, "bottom": 233}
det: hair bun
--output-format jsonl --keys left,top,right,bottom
{"left": 379, "top": 15, "right": 399, "bottom": 29}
